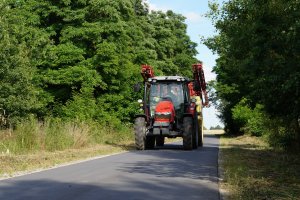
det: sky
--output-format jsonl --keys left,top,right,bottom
{"left": 146, "top": 0, "right": 224, "bottom": 128}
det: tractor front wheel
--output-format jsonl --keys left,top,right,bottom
{"left": 134, "top": 117, "right": 147, "bottom": 150}
{"left": 134, "top": 117, "right": 155, "bottom": 150}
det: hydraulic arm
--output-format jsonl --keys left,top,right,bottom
{"left": 141, "top": 64, "right": 155, "bottom": 82}
{"left": 192, "top": 63, "right": 209, "bottom": 107}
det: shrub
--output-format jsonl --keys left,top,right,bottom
{"left": 232, "top": 99, "right": 266, "bottom": 136}
{"left": 264, "top": 118, "right": 300, "bottom": 151}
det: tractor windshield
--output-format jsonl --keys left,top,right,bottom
{"left": 149, "top": 82, "right": 184, "bottom": 117}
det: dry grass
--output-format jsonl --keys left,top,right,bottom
{"left": 0, "top": 119, "right": 135, "bottom": 179}
{"left": 0, "top": 141, "right": 135, "bottom": 179}
{"left": 205, "top": 129, "right": 225, "bottom": 135}
{"left": 220, "top": 135, "right": 300, "bottom": 200}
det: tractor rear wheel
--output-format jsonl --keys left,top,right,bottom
{"left": 156, "top": 136, "right": 165, "bottom": 146}
{"left": 183, "top": 116, "right": 193, "bottom": 150}
{"left": 193, "top": 113, "right": 199, "bottom": 149}
{"left": 198, "top": 113, "right": 204, "bottom": 147}
{"left": 134, "top": 117, "right": 147, "bottom": 150}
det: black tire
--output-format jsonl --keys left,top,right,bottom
{"left": 198, "top": 113, "right": 204, "bottom": 147}
{"left": 134, "top": 117, "right": 146, "bottom": 150}
{"left": 156, "top": 136, "right": 165, "bottom": 146}
{"left": 193, "top": 113, "right": 199, "bottom": 149}
{"left": 145, "top": 136, "right": 155, "bottom": 149}
{"left": 183, "top": 117, "right": 193, "bottom": 150}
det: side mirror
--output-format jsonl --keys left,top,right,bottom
{"left": 133, "top": 82, "right": 142, "bottom": 92}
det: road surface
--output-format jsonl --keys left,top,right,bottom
{"left": 0, "top": 134, "right": 220, "bottom": 200}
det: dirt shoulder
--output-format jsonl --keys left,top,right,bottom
{"left": 0, "top": 142, "right": 134, "bottom": 179}
{"left": 219, "top": 134, "right": 300, "bottom": 200}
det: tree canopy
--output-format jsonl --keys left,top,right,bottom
{"left": 205, "top": 0, "right": 300, "bottom": 149}
{"left": 0, "top": 0, "right": 198, "bottom": 125}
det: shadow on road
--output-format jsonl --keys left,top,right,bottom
{"left": 119, "top": 140, "right": 220, "bottom": 183}
{"left": 0, "top": 176, "right": 219, "bottom": 200}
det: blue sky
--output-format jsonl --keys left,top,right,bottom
{"left": 146, "top": 0, "right": 224, "bottom": 128}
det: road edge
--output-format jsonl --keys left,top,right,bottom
{"left": 218, "top": 136, "right": 228, "bottom": 200}
{"left": 0, "top": 151, "right": 127, "bottom": 181}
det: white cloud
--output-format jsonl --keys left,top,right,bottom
{"left": 142, "top": 0, "right": 169, "bottom": 12}
{"left": 184, "top": 12, "right": 203, "bottom": 23}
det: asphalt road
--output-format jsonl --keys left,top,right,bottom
{"left": 0, "top": 134, "right": 220, "bottom": 200}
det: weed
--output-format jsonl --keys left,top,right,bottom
{"left": 0, "top": 118, "right": 134, "bottom": 177}
{"left": 0, "top": 118, "right": 133, "bottom": 154}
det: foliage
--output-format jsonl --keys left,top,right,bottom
{"left": 0, "top": 1, "right": 50, "bottom": 123}
{"left": 0, "top": 117, "right": 133, "bottom": 154}
{"left": 232, "top": 98, "right": 266, "bottom": 136}
{"left": 0, "top": 0, "right": 198, "bottom": 126}
{"left": 206, "top": 0, "right": 300, "bottom": 149}
{"left": 264, "top": 117, "right": 300, "bottom": 151}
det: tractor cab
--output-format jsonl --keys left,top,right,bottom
{"left": 148, "top": 76, "right": 189, "bottom": 123}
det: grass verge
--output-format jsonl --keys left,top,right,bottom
{"left": 0, "top": 142, "right": 134, "bottom": 179}
{"left": 219, "top": 135, "right": 300, "bottom": 200}
{"left": 0, "top": 118, "right": 135, "bottom": 179}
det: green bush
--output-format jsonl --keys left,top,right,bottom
{"left": 232, "top": 99, "right": 266, "bottom": 136}
{"left": 264, "top": 118, "right": 299, "bottom": 151}
{"left": 232, "top": 99, "right": 299, "bottom": 150}
{"left": 246, "top": 104, "right": 266, "bottom": 137}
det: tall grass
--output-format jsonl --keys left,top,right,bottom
{"left": 220, "top": 135, "right": 300, "bottom": 199}
{"left": 0, "top": 118, "right": 133, "bottom": 155}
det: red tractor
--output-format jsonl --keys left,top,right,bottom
{"left": 134, "top": 63, "right": 208, "bottom": 150}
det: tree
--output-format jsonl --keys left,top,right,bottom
{"left": 205, "top": 0, "right": 300, "bottom": 149}
{"left": 0, "top": 1, "right": 50, "bottom": 123}
{"left": 148, "top": 10, "right": 198, "bottom": 76}
{"left": 0, "top": 0, "right": 198, "bottom": 126}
